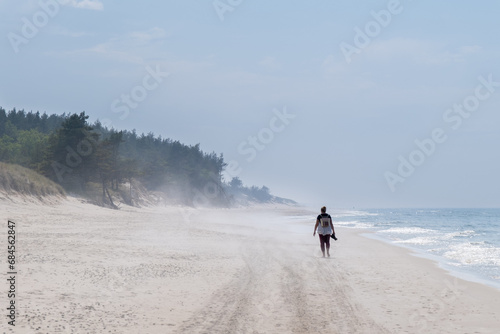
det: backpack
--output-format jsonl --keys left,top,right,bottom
{"left": 319, "top": 214, "right": 331, "bottom": 228}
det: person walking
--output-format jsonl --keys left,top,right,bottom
{"left": 313, "top": 206, "right": 336, "bottom": 257}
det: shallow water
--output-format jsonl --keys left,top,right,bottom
{"left": 331, "top": 208, "right": 500, "bottom": 290}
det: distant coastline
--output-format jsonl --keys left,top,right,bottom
{"left": 0, "top": 108, "right": 296, "bottom": 208}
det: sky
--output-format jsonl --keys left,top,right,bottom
{"left": 1, "top": 0, "right": 500, "bottom": 208}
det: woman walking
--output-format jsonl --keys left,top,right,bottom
{"left": 313, "top": 206, "right": 336, "bottom": 257}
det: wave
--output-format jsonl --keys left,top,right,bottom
{"left": 379, "top": 227, "right": 435, "bottom": 235}
{"left": 394, "top": 236, "right": 439, "bottom": 245}
{"left": 441, "top": 230, "right": 477, "bottom": 240}
{"left": 332, "top": 210, "right": 379, "bottom": 218}
{"left": 443, "top": 243, "right": 500, "bottom": 266}
{"left": 334, "top": 221, "right": 375, "bottom": 229}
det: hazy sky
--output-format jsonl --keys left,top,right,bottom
{"left": 2, "top": 0, "right": 500, "bottom": 208}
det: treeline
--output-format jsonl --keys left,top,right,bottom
{"left": 227, "top": 177, "right": 272, "bottom": 202}
{"left": 0, "top": 108, "right": 292, "bottom": 207}
{"left": 0, "top": 108, "right": 227, "bottom": 207}
{"left": 226, "top": 177, "right": 296, "bottom": 205}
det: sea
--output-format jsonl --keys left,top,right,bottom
{"left": 331, "top": 208, "right": 500, "bottom": 290}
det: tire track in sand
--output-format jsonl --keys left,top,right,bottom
{"left": 173, "top": 241, "right": 273, "bottom": 334}
{"left": 174, "top": 237, "right": 391, "bottom": 334}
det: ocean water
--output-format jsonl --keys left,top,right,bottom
{"left": 332, "top": 208, "right": 500, "bottom": 290}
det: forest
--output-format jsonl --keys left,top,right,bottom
{"left": 0, "top": 107, "right": 292, "bottom": 207}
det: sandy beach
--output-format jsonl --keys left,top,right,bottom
{"left": 2, "top": 197, "right": 500, "bottom": 333}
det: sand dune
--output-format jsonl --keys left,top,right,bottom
{"left": 1, "top": 197, "right": 500, "bottom": 333}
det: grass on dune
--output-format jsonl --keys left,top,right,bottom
{"left": 0, "top": 162, "right": 65, "bottom": 197}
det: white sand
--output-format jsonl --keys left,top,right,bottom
{"left": 1, "top": 197, "right": 500, "bottom": 333}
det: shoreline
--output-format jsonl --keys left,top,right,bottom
{"left": 331, "top": 226, "right": 500, "bottom": 332}
{"left": 1, "top": 197, "right": 500, "bottom": 333}
{"left": 330, "top": 207, "right": 500, "bottom": 294}
{"left": 361, "top": 230, "right": 500, "bottom": 292}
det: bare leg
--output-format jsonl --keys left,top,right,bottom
{"left": 319, "top": 234, "right": 325, "bottom": 257}
{"left": 326, "top": 234, "right": 331, "bottom": 257}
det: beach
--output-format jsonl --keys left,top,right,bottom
{"left": 2, "top": 197, "right": 500, "bottom": 333}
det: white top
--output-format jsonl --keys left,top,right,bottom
{"left": 317, "top": 214, "right": 332, "bottom": 235}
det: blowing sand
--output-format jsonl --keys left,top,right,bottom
{"left": 1, "top": 197, "right": 500, "bottom": 333}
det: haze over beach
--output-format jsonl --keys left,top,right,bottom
{"left": 2, "top": 1, "right": 500, "bottom": 333}
{"left": 2, "top": 0, "right": 500, "bottom": 207}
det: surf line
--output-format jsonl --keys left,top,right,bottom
{"left": 385, "top": 74, "right": 500, "bottom": 192}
